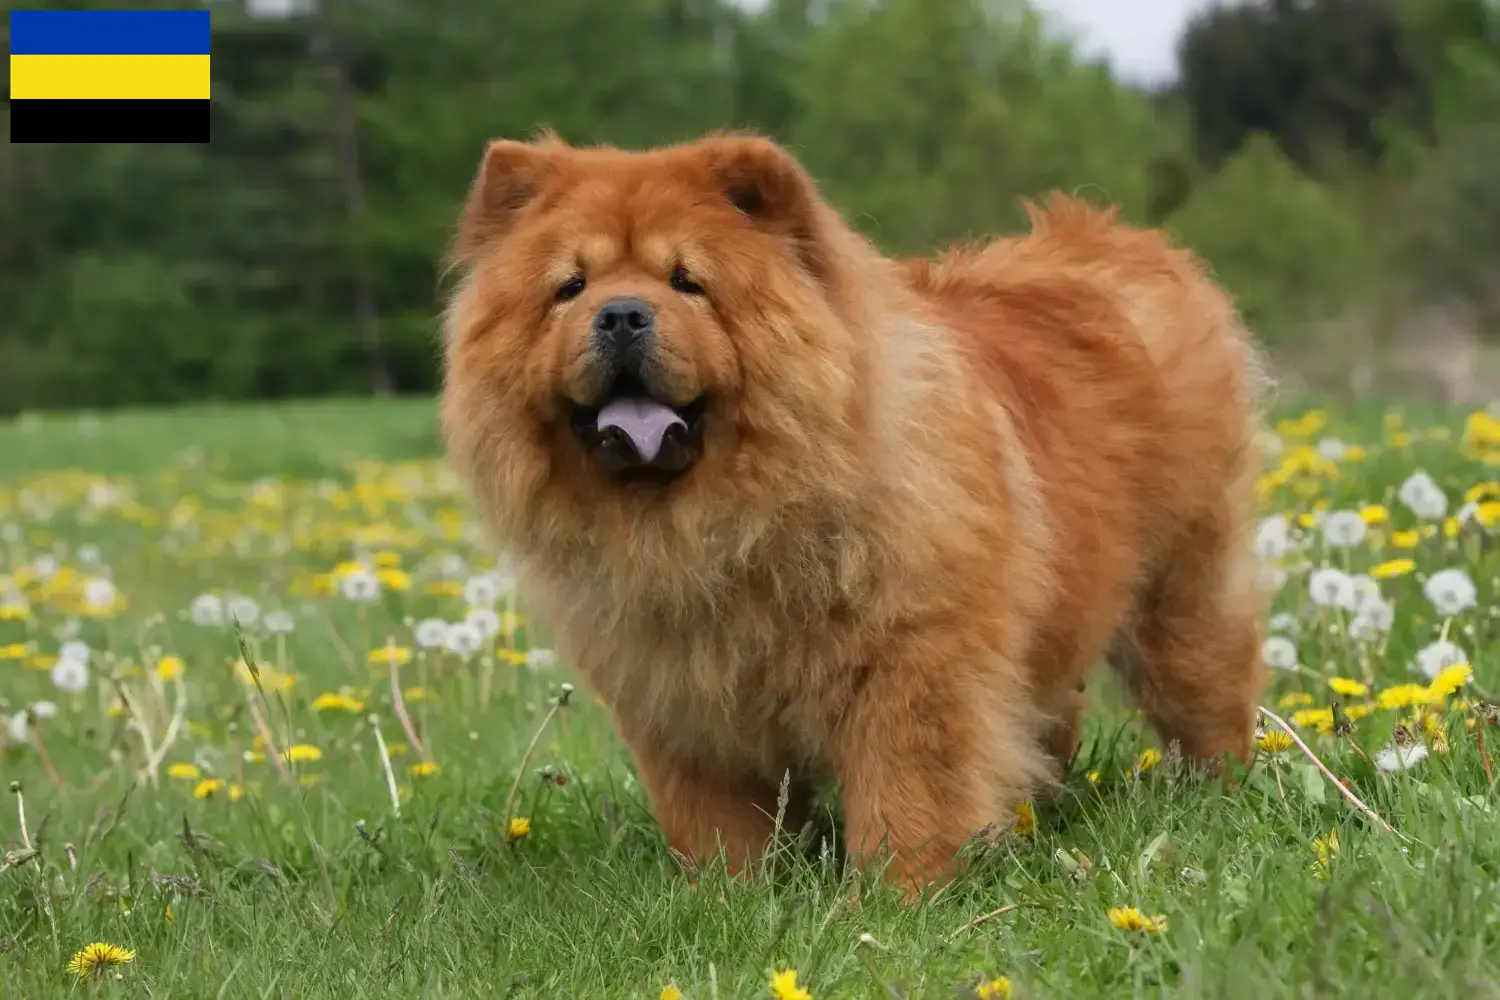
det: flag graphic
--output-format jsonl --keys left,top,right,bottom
{"left": 9, "top": 10, "right": 211, "bottom": 143}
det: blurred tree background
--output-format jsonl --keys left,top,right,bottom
{"left": 1, "top": 0, "right": 1497, "bottom": 413}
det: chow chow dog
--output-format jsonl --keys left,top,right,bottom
{"left": 439, "top": 130, "right": 1269, "bottom": 897}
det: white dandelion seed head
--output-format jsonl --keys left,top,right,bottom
{"left": 1350, "top": 598, "right": 1394, "bottom": 640}
{"left": 30, "top": 700, "right": 58, "bottom": 719}
{"left": 437, "top": 553, "right": 468, "bottom": 578}
{"left": 33, "top": 555, "right": 59, "bottom": 579}
{"left": 462, "top": 574, "right": 502, "bottom": 609}
{"left": 1352, "top": 575, "right": 1382, "bottom": 604}
{"left": 263, "top": 610, "right": 295, "bottom": 635}
{"left": 1316, "top": 437, "right": 1347, "bottom": 461}
{"left": 340, "top": 569, "right": 381, "bottom": 604}
{"left": 465, "top": 607, "right": 501, "bottom": 640}
{"left": 1398, "top": 470, "right": 1448, "bottom": 520}
{"left": 1309, "top": 567, "right": 1358, "bottom": 610}
{"left": 443, "top": 622, "right": 484, "bottom": 659}
{"left": 51, "top": 656, "right": 89, "bottom": 694}
{"left": 1267, "top": 612, "right": 1301, "bottom": 637}
{"left": 0, "top": 523, "right": 20, "bottom": 543}
{"left": 1260, "top": 636, "right": 1299, "bottom": 671}
{"left": 5, "top": 712, "right": 27, "bottom": 742}
{"left": 1375, "top": 742, "right": 1429, "bottom": 772}
{"left": 1254, "top": 516, "right": 1292, "bottom": 562}
{"left": 1424, "top": 568, "right": 1477, "bottom": 616}
{"left": 1456, "top": 501, "right": 1479, "bottom": 525}
{"left": 75, "top": 543, "right": 103, "bottom": 566}
{"left": 59, "top": 639, "right": 90, "bottom": 665}
{"left": 190, "top": 593, "right": 224, "bottom": 627}
{"left": 1416, "top": 639, "right": 1467, "bottom": 680}
{"left": 526, "top": 648, "right": 558, "bottom": 670}
{"left": 1321, "top": 510, "right": 1367, "bottom": 549}
{"left": 226, "top": 595, "right": 261, "bottom": 626}
{"left": 414, "top": 618, "right": 451, "bottom": 650}
{"left": 83, "top": 577, "right": 117, "bottom": 609}
{"left": 86, "top": 482, "right": 119, "bottom": 509}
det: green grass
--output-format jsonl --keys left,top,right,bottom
{"left": 2, "top": 398, "right": 1499, "bottom": 998}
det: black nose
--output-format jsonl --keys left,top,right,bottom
{"left": 592, "top": 297, "right": 655, "bottom": 356}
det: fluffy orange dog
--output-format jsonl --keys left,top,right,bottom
{"left": 439, "top": 131, "right": 1269, "bottom": 897}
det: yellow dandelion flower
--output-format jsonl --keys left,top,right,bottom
{"left": 497, "top": 648, "right": 528, "bottom": 665}
{"left": 1134, "top": 747, "right": 1162, "bottom": 774}
{"left": 298, "top": 773, "right": 321, "bottom": 787}
{"left": 426, "top": 580, "right": 463, "bottom": 598}
{"left": 402, "top": 686, "right": 431, "bottom": 702}
{"left": 661, "top": 987, "right": 684, "bottom": 1000}
{"left": 1376, "top": 684, "right": 1441, "bottom": 711}
{"left": 1292, "top": 708, "right": 1334, "bottom": 733}
{"left": 0, "top": 602, "right": 29, "bottom": 621}
{"left": 409, "top": 761, "right": 441, "bottom": 777}
{"left": 167, "top": 762, "right": 201, "bottom": 781}
{"left": 1012, "top": 800, "right": 1035, "bottom": 837}
{"left": 0, "top": 642, "right": 30, "bottom": 660}
{"left": 1257, "top": 730, "right": 1294, "bottom": 754}
{"left": 66, "top": 942, "right": 135, "bottom": 978}
{"left": 284, "top": 744, "right": 322, "bottom": 763}
{"left": 1107, "top": 906, "right": 1167, "bottom": 934}
{"left": 498, "top": 612, "right": 525, "bottom": 638}
{"left": 193, "top": 778, "right": 225, "bottom": 799}
{"left": 1369, "top": 559, "right": 1415, "bottom": 580}
{"left": 366, "top": 646, "right": 412, "bottom": 666}
{"left": 1313, "top": 830, "right": 1339, "bottom": 877}
{"left": 1342, "top": 445, "right": 1367, "bottom": 462}
{"left": 1390, "top": 529, "right": 1421, "bottom": 549}
{"left": 311, "top": 692, "right": 365, "bottom": 713}
{"left": 976, "top": 978, "right": 1013, "bottom": 1000}
{"left": 385, "top": 742, "right": 410, "bottom": 758}
{"left": 508, "top": 816, "right": 531, "bottom": 839}
{"left": 1086, "top": 769, "right": 1101, "bottom": 785}
{"left": 1278, "top": 691, "right": 1314, "bottom": 709}
{"left": 1327, "top": 677, "right": 1368, "bottom": 698}
{"left": 228, "top": 784, "right": 245, "bottom": 802}
{"left": 373, "top": 550, "right": 403, "bottom": 567}
{"left": 1464, "top": 482, "right": 1500, "bottom": 503}
{"left": 154, "top": 656, "right": 185, "bottom": 681}
{"left": 1358, "top": 504, "right": 1389, "bottom": 525}
{"left": 1388, "top": 431, "right": 1412, "bottom": 448}
{"left": 1428, "top": 663, "right": 1472, "bottom": 699}
{"left": 770, "top": 969, "right": 812, "bottom": 1000}
{"left": 376, "top": 568, "right": 411, "bottom": 592}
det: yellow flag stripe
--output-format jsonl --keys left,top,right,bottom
{"left": 10, "top": 55, "right": 210, "bottom": 100}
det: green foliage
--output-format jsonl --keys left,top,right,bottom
{"left": 1167, "top": 136, "right": 1367, "bottom": 343}
{"left": 2, "top": 0, "right": 1499, "bottom": 413}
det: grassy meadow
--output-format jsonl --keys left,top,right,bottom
{"left": 2, "top": 396, "right": 1499, "bottom": 999}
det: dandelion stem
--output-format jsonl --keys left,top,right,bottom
{"left": 386, "top": 635, "right": 427, "bottom": 760}
{"left": 368, "top": 714, "right": 402, "bottom": 817}
{"left": 11, "top": 781, "right": 30, "bottom": 850}
{"left": 502, "top": 684, "right": 573, "bottom": 835}
{"left": 948, "top": 901, "right": 1034, "bottom": 940}
{"left": 1258, "top": 706, "right": 1408, "bottom": 842}
{"left": 29, "top": 719, "right": 65, "bottom": 789}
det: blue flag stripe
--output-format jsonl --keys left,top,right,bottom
{"left": 9, "top": 10, "right": 211, "bottom": 56}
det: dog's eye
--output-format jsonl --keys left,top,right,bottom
{"left": 555, "top": 275, "right": 586, "bottom": 303}
{"left": 670, "top": 265, "right": 704, "bottom": 296}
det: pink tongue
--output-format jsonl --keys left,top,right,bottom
{"left": 596, "top": 396, "right": 686, "bottom": 463}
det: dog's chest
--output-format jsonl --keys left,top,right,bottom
{"left": 565, "top": 602, "right": 855, "bottom": 781}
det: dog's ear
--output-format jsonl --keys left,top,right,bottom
{"left": 701, "top": 135, "right": 830, "bottom": 280}
{"left": 448, "top": 136, "right": 561, "bottom": 267}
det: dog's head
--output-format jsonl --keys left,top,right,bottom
{"left": 439, "top": 132, "right": 880, "bottom": 573}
